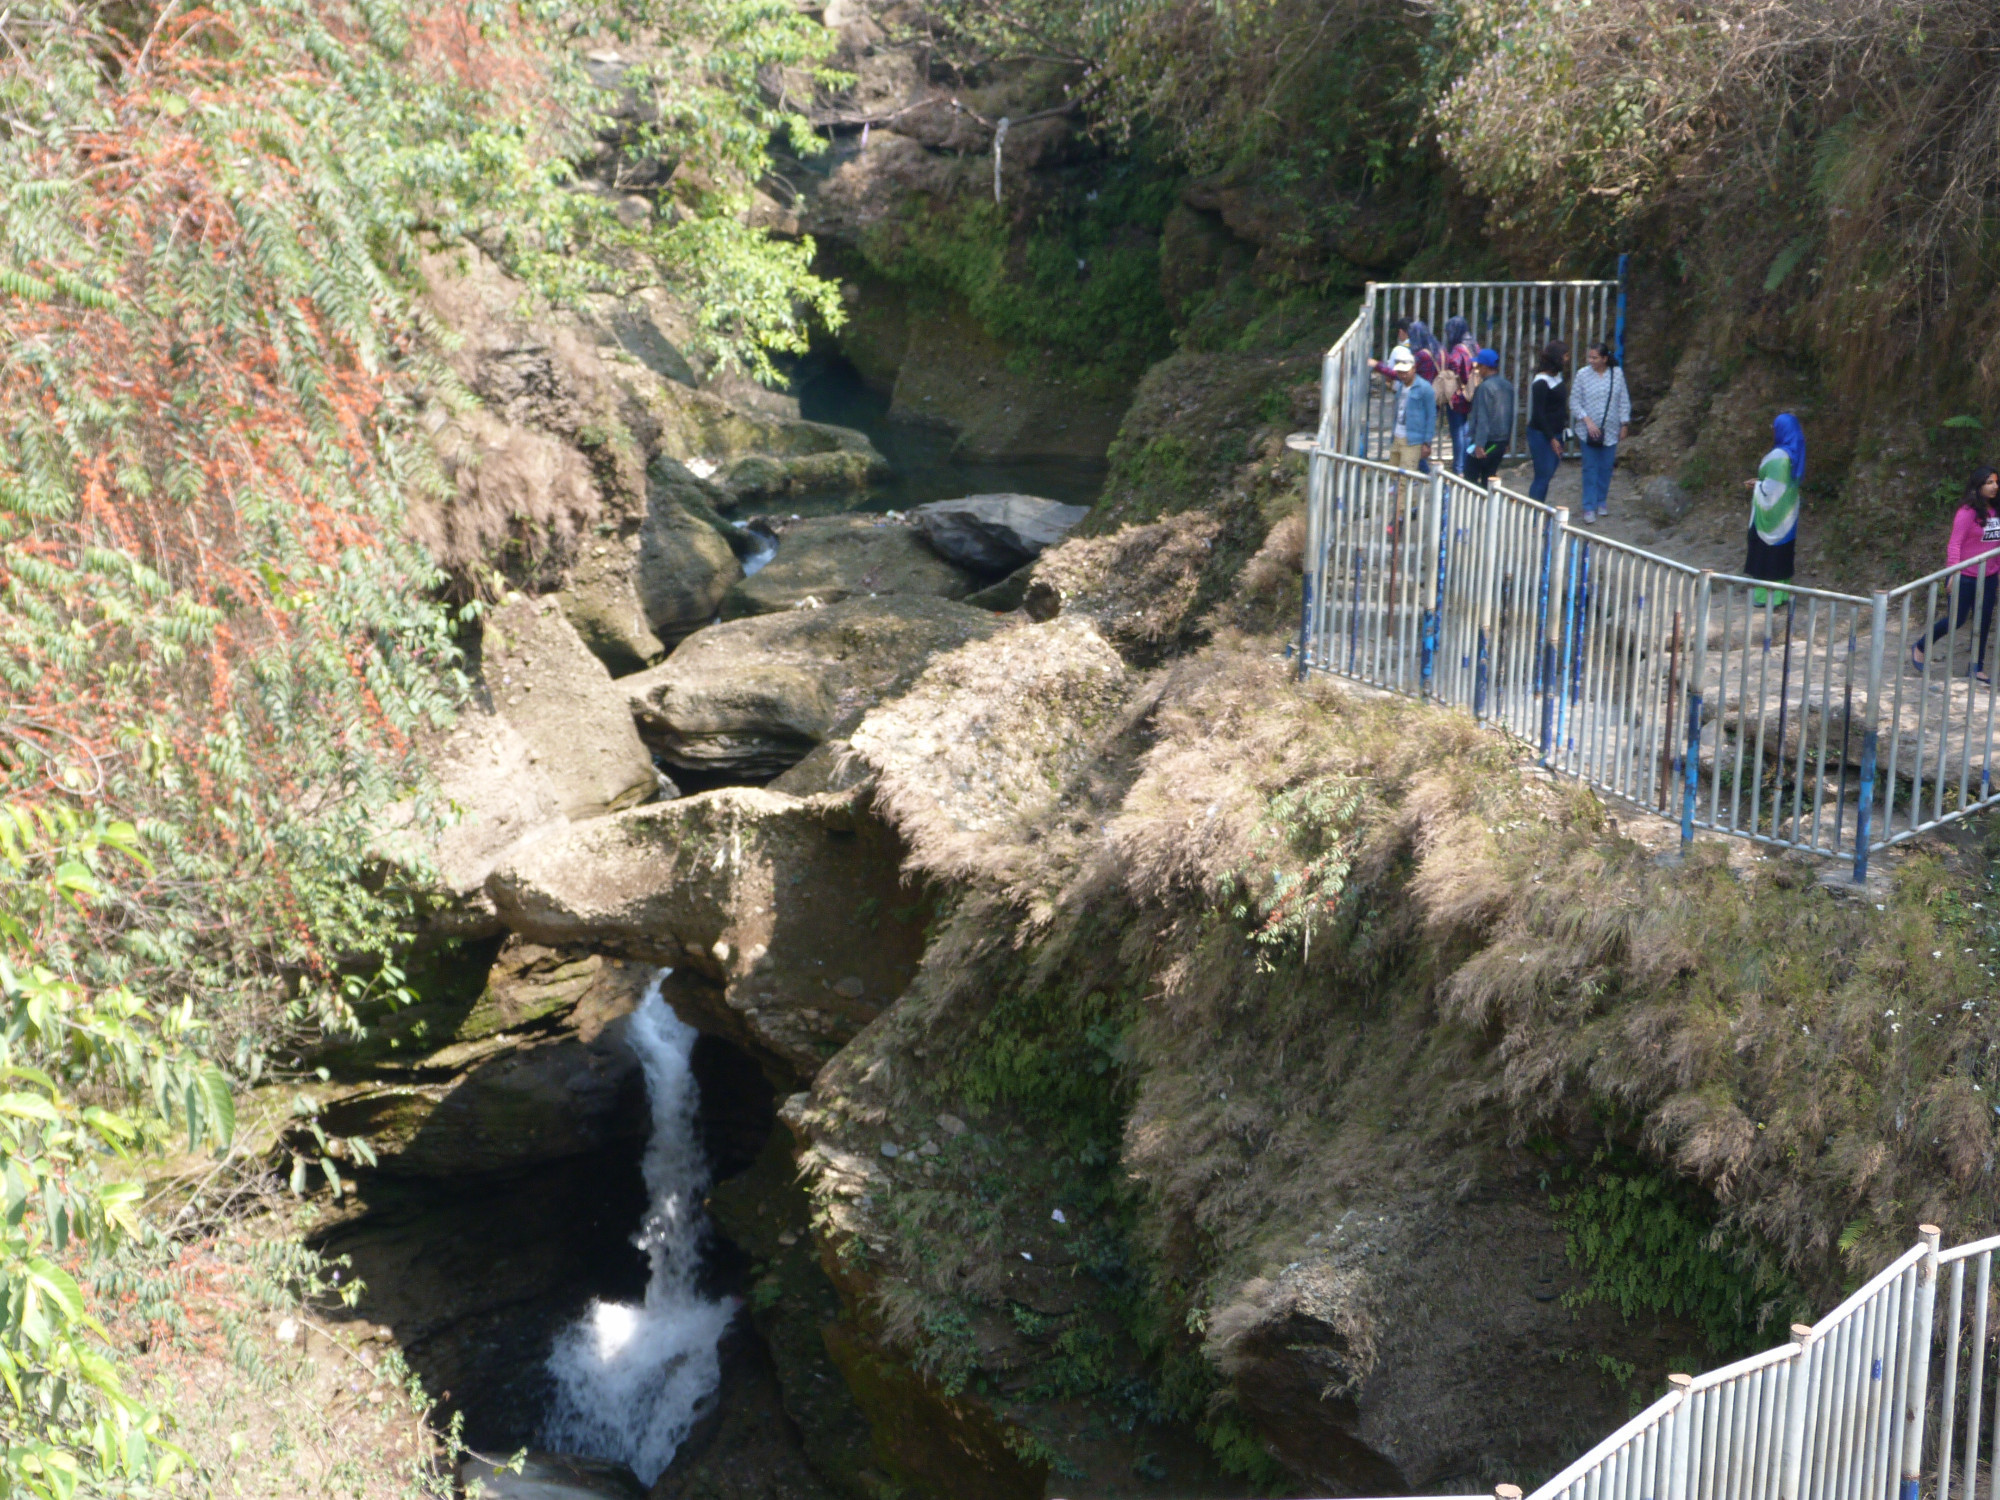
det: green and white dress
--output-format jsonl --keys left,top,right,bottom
{"left": 1746, "top": 448, "right": 1798, "bottom": 601}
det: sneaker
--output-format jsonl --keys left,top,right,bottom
{"left": 1580, "top": 511, "right": 1599, "bottom": 525}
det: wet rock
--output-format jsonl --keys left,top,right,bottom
{"left": 480, "top": 596, "right": 658, "bottom": 820}
{"left": 648, "top": 1311, "right": 843, "bottom": 1500}
{"left": 687, "top": 1129, "right": 873, "bottom": 1500}
{"left": 462, "top": 1452, "right": 648, "bottom": 1499}
{"left": 622, "top": 596, "right": 1010, "bottom": 777}
{"left": 485, "top": 788, "right": 925, "bottom": 1074}
{"left": 714, "top": 441, "right": 883, "bottom": 505}
{"left": 914, "top": 494, "right": 1089, "bottom": 575}
{"left": 765, "top": 740, "right": 872, "bottom": 798}
{"left": 316, "top": 943, "right": 655, "bottom": 1176}
{"left": 963, "top": 563, "right": 1035, "bottom": 612}
{"left": 721, "top": 514, "right": 976, "bottom": 617}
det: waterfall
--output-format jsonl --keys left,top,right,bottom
{"left": 540, "top": 973, "right": 735, "bottom": 1484}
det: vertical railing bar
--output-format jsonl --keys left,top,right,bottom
{"left": 1881, "top": 1261, "right": 1916, "bottom": 1500}
{"left": 1808, "top": 600, "right": 1839, "bottom": 851}
{"left": 1834, "top": 1300, "right": 1872, "bottom": 1500}
{"left": 1934, "top": 577, "right": 1964, "bottom": 826}
{"left": 1712, "top": 580, "right": 1733, "bottom": 831}
{"left": 1638, "top": 560, "right": 1665, "bottom": 801}
{"left": 1900, "top": 1229, "right": 1940, "bottom": 1500}
{"left": 1789, "top": 595, "right": 1821, "bottom": 844}
{"left": 1685, "top": 572, "right": 1713, "bottom": 850}
{"left": 1913, "top": 579, "right": 1941, "bottom": 832}
{"left": 1885, "top": 591, "right": 1913, "bottom": 842}
{"left": 1806, "top": 1317, "right": 1841, "bottom": 1500}
{"left": 1733, "top": 585, "right": 1756, "bottom": 833}
{"left": 1962, "top": 1251, "right": 1990, "bottom": 1500}
{"left": 1979, "top": 594, "right": 2000, "bottom": 816}
{"left": 1939, "top": 1257, "right": 1965, "bottom": 1500}
{"left": 1750, "top": 595, "right": 1775, "bottom": 839}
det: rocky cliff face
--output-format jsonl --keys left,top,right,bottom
{"left": 317, "top": 9, "right": 1790, "bottom": 1496}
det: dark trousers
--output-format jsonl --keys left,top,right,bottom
{"left": 1463, "top": 442, "right": 1503, "bottom": 486}
{"left": 1927, "top": 573, "right": 2000, "bottom": 669}
{"left": 1446, "top": 409, "right": 1469, "bottom": 474}
{"left": 1527, "top": 429, "right": 1561, "bottom": 501}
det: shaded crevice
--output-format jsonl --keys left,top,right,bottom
{"left": 314, "top": 1022, "right": 783, "bottom": 1458}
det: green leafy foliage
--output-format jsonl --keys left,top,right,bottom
{"left": 1221, "top": 774, "right": 1360, "bottom": 967}
{"left": 954, "top": 983, "right": 1135, "bottom": 1158}
{"left": 1553, "top": 1151, "right": 1808, "bottom": 1356}
{"left": 0, "top": 806, "right": 238, "bottom": 1495}
{"left": 862, "top": 168, "right": 1176, "bottom": 385}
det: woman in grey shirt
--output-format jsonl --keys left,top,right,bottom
{"left": 1568, "top": 342, "right": 1630, "bottom": 523}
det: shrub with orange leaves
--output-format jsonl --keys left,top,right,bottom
{"left": 0, "top": 0, "right": 841, "bottom": 1055}
{"left": 0, "top": 0, "right": 842, "bottom": 1481}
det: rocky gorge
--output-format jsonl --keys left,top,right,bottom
{"left": 285, "top": 6, "right": 1844, "bottom": 1496}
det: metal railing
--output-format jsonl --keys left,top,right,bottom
{"left": 1330, "top": 276, "right": 1625, "bottom": 463}
{"left": 1524, "top": 1230, "right": 1941, "bottom": 1500}
{"left": 1302, "top": 283, "right": 2000, "bottom": 879}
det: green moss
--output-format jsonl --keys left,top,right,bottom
{"left": 859, "top": 162, "right": 1178, "bottom": 387}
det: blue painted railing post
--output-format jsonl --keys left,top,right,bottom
{"left": 1615, "top": 253, "right": 1629, "bottom": 367}
{"left": 1297, "top": 444, "right": 1323, "bottom": 682}
{"left": 1539, "top": 508, "right": 1570, "bottom": 765}
{"left": 1681, "top": 572, "right": 1712, "bottom": 853}
{"left": 1854, "top": 589, "right": 1889, "bottom": 884}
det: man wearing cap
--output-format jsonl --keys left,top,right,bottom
{"left": 1462, "top": 347, "right": 1514, "bottom": 486}
{"left": 1387, "top": 345, "right": 1434, "bottom": 480}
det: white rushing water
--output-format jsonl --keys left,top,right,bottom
{"left": 540, "top": 974, "right": 735, "bottom": 1484}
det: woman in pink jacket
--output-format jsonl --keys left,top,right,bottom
{"left": 1911, "top": 465, "right": 2000, "bottom": 684}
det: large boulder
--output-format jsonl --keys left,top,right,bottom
{"left": 558, "top": 527, "right": 667, "bottom": 675}
{"left": 486, "top": 789, "right": 925, "bottom": 1074}
{"left": 314, "top": 943, "right": 655, "bottom": 1176}
{"left": 914, "top": 494, "right": 1089, "bottom": 575}
{"left": 372, "top": 703, "right": 568, "bottom": 932}
{"left": 480, "top": 595, "right": 659, "bottom": 821}
{"left": 1020, "top": 511, "right": 1222, "bottom": 663}
{"left": 622, "top": 596, "right": 1010, "bottom": 777}
{"left": 639, "top": 463, "right": 743, "bottom": 647}
{"left": 852, "top": 617, "right": 1130, "bottom": 880}
{"left": 720, "top": 513, "right": 977, "bottom": 617}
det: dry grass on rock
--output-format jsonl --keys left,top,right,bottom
{"left": 797, "top": 622, "right": 2000, "bottom": 1487}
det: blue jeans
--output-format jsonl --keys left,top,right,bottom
{"left": 1446, "top": 409, "right": 1469, "bottom": 475}
{"left": 1527, "top": 429, "right": 1561, "bottom": 501}
{"left": 1579, "top": 441, "right": 1616, "bottom": 515}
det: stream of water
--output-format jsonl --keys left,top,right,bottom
{"left": 540, "top": 973, "right": 735, "bottom": 1484}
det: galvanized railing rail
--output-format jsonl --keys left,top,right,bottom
{"left": 1274, "top": 1226, "right": 2000, "bottom": 1500}
{"left": 1519, "top": 1230, "right": 1941, "bottom": 1500}
{"left": 1303, "top": 285, "right": 2000, "bottom": 878}
{"left": 1338, "top": 275, "right": 1625, "bottom": 463}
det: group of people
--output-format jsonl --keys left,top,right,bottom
{"left": 1376, "top": 318, "right": 1631, "bottom": 518}
{"left": 1374, "top": 317, "right": 2000, "bottom": 683}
